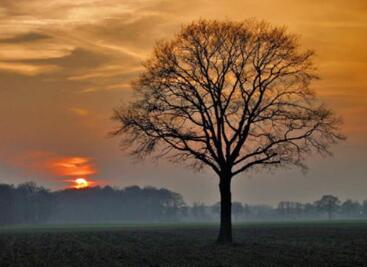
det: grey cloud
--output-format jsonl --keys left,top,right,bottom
{"left": 43, "top": 48, "right": 110, "bottom": 69}
{"left": 0, "top": 32, "right": 51, "bottom": 43}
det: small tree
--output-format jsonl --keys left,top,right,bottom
{"left": 315, "top": 195, "right": 340, "bottom": 220}
{"left": 112, "top": 20, "right": 344, "bottom": 243}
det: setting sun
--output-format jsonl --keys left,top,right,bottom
{"left": 73, "top": 178, "right": 89, "bottom": 189}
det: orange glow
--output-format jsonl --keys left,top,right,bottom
{"left": 73, "top": 178, "right": 90, "bottom": 189}
{"left": 5, "top": 152, "right": 99, "bottom": 188}
{"left": 51, "top": 157, "right": 96, "bottom": 177}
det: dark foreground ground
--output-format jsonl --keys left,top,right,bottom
{"left": 0, "top": 221, "right": 366, "bottom": 267}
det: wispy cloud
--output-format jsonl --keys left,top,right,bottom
{"left": 68, "top": 65, "right": 141, "bottom": 81}
{"left": 0, "top": 62, "right": 60, "bottom": 76}
{"left": 7, "top": 150, "right": 98, "bottom": 181}
{"left": 0, "top": 32, "right": 50, "bottom": 43}
{"left": 50, "top": 156, "right": 96, "bottom": 177}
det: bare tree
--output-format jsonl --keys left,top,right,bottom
{"left": 112, "top": 20, "right": 344, "bottom": 243}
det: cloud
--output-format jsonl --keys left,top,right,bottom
{"left": 0, "top": 41, "right": 73, "bottom": 62}
{"left": 0, "top": 62, "right": 60, "bottom": 76}
{"left": 50, "top": 156, "right": 96, "bottom": 177}
{"left": 0, "top": 32, "right": 51, "bottom": 43}
{"left": 0, "top": 0, "right": 148, "bottom": 29}
{"left": 7, "top": 151, "right": 97, "bottom": 178}
{"left": 68, "top": 65, "right": 141, "bottom": 81}
{"left": 36, "top": 48, "right": 109, "bottom": 68}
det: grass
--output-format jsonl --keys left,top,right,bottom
{"left": 0, "top": 221, "right": 366, "bottom": 266}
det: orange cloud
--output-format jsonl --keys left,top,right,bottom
{"left": 49, "top": 156, "right": 96, "bottom": 177}
{"left": 6, "top": 151, "right": 98, "bottom": 182}
{"left": 3, "top": 151, "right": 101, "bottom": 189}
{"left": 0, "top": 62, "right": 60, "bottom": 76}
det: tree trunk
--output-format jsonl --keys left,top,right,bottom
{"left": 217, "top": 175, "right": 232, "bottom": 244}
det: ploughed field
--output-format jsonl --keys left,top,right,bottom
{"left": 0, "top": 221, "right": 366, "bottom": 267}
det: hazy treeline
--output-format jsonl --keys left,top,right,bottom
{"left": 0, "top": 182, "right": 366, "bottom": 225}
{"left": 190, "top": 195, "right": 367, "bottom": 222}
{"left": 0, "top": 182, "right": 186, "bottom": 225}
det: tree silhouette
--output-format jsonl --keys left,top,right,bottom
{"left": 315, "top": 195, "right": 340, "bottom": 220}
{"left": 112, "top": 20, "right": 344, "bottom": 243}
{"left": 341, "top": 199, "right": 361, "bottom": 218}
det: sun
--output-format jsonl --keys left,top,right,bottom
{"left": 73, "top": 178, "right": 89, "bottom": 189}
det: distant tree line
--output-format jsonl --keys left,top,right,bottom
{"left": 0, "top": 182, "right": 366, "bottom": 225}
{"left": 189, "top": 195, "right": 367, "bottom": 222}
{"left": 0, "top": 182, "right": 186, "bottom": 225}
{"left": 0, "top": 182, "right": 54, "bottom": 225}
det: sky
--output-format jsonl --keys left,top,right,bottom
{"left": 0, "top": 0, "right": 366, "bottom": 205}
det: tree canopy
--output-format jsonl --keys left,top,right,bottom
{"left": 113, "top": 20, "right": 344, "bottom": 176}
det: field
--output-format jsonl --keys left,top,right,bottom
{"left": 0, "top": 221, "right": 366, "bottom": 267}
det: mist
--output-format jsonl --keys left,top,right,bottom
{"left": 1, "top": 182, "right": 366, "bottom": 226}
